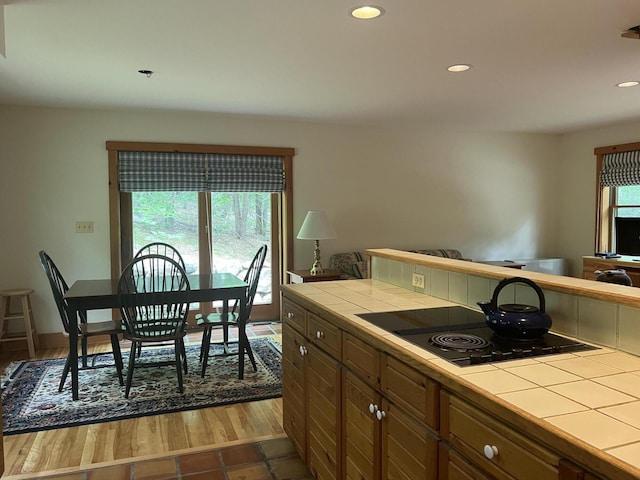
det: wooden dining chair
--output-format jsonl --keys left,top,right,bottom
{"left": 197, "top": 244, "right": 268, "bottom": 377}
{"left": 118, "top": 253, "right": 190, "bottom": 398}
{"left": 133, "top": 242, "right": 188, "bottom": 359}
{"left": 38, "top": 250, "right": 124, "bottom": 392}
{"left": 134, "top": 242, "right": 186, "bottom": 270}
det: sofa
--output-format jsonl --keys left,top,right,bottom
{"left": 329, "top": 251, "right": 370, "bottom": 279}
{"left": 329, "top": 248, "right": 469, "bottom": 280}
{"left": 407, "top": 248, "right": 471, "bottom": 261}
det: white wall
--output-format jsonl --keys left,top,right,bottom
{"left": 557, "top": 119, "right": 640, "bottom": 275}
{"left": 1, "top": 105, "right": 561, "bottom": 333}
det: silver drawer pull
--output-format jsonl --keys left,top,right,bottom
{"left": 376, "top": 410, "right": 386, "bottom": 421}
{"left": 299, "top": 345, "right": 307, "bottom": 356}
{"left": 316, "top": 330, "right": 324, "bottom": 339}
{"left": 483, "top": 444, "right": 499, "bottom": 459}
{"left": 287, "top": 312, "right": 294, "bottom": 319}
{"left": 368, "top": 403, "right": 378, "bottom": 414}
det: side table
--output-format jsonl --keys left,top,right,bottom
{"left": 287, "top": 269, "right": 343, "bottom": 284}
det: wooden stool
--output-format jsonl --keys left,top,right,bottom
{"left": 0, "top": 288, "right": 40, "bottom": 358}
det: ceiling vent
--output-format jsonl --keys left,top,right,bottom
{"left": 621, "top": 25, "right": 640, "bottom": 40}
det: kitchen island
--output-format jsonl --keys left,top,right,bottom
{"left": 281, "top": 249, "right": 640, "bottom": 480}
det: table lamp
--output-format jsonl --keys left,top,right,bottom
{"left": 296, "top": 210, "right": 337, "bottom": 275}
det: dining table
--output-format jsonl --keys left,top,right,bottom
{"left": 63, "top": 272, "right": 248, "bottom": 400}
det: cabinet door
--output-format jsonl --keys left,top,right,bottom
{"left": 382, "top": 398, "right": 438, "bottom": 480}
{"left": 282, "top": 322, "right": 307, "bottom": 461}
{"left": 343, "top": 370, "right": 381, "bottom": 480}
{"left": 438, "top": 443, "right": 492, "bottom": 480}
{"left": 382, "top": 353, "right": 439, "bottom": 430}
{"left": 307, "top": 344, "right": 341, "bottom": 480}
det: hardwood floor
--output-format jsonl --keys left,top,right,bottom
{"left": 0, "top": 324, "right": 285, "bottom": 478}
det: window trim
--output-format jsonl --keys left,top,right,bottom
{"left": 107, "top": 141, "right": 294, "bottom": 321}
{"left": 594, "top": 141, "right": 640, "bottom": 252}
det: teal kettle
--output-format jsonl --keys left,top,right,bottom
{"left": 477, "top": 277, "right": 552, "bottom": 339}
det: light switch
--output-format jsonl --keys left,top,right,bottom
{"left": 75, "top": 221, "right": 94, "bottom": 233}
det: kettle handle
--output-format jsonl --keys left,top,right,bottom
{"left": 491, "top": 277, "right": 546, "bottom": 312}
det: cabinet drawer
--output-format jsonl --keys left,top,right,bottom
{"left": 307, "top": 312, "right": 341, "bottom": 359}
{"left": 382, "top": 354, "right": 439, "bottom": 431}
{"left": 282, "top": 298, "right": 306, "bottom": 334}
{"left": 443, "top": 393, "right": 560, "bottom": 480}
{"left": 342, "top": 332, "right": 380, "bottom": 388}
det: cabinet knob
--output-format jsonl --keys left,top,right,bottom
{"left": 376, "top": 410, "right": 386, "bottom": 421}
{"left": 299, "top": 345, "right": 307, "bottom": 356}
{"left": 368, "top": 403, "right": 378, "bottom": 414}
{"left": 483, "top": 444, "right": 499, "bottom": 459}
{"left": 316, "top": 331, "right": 324, "bottom": 339}
{"left": 287, "top": 312, "right": 294, "bottom": 319}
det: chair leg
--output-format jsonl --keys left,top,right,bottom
{"left": 110, "top": 334, "right": 124, "bottom": 386}
{"left": 239, "top": 329, "right": 257, "bottom": 373}
{"left": 199, "top": 326, "right": 210, "bottom": 362}
{"left": 175, "top": 339, "right": 184, "bottom": 394}
{"left": 181, "top": 339, "right": 188, "bottom": 374}
{"left": 245, "top": 339, "right": 257, "bottom": 372}
{"left": 124, "top": 342, "right": 137, "bottom": 399}
{"left": 223, "top": 322, "right": 230, "bottom": 354}
{"left": 59, "top": 353, "right": 72, "bottom": 392}
{"left": 200, "top": 327, "right": 212, "bottom": 378}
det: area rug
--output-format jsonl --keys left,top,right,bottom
{"left": 1, "top": 337, "right": 281, "bottom": 435}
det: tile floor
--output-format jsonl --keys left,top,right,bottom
{"left": 37, "top": 437, "right": 312, "bottom": 480}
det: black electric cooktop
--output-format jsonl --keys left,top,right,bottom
{"left": 356, "top": 306, "right": 598, "bottom": 366}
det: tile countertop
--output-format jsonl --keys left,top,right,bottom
{"left": 281, "top": 278, "right": 640, "bottom": 479}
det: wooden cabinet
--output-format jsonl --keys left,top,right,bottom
{"left": 307, "top": 342, "right": 341, "bottom": 479}
{"left": 343, "top": 370, "right": 380, "bottom": 480}
{"left": 288, "top": 269, "right": 343, "bottom": 284}
{"left": 440, "top": 391, "right": 605, "bottom": 480}
{"left": 281, "top": 299, "right": 342, "bottom": 479}
{"left": 382, "top": 398, "right": 438, "bottom": 480}
{"left": 282, "top": 292, "right": 610, "bottom": 480}
{"left": 282, "top": 322, "right": 307, "bottom": 460}
{"left": 382, "top": 354, "right": 439, "bottom": 431}
{"left": 439, "top": 443, "right": 493, "bottom": 480}
{"left": 582, "top": 255, "right": 640, "bottom": 285}
{"left": 343, "top": 372, "right": 439, "bottom": 480}
{"left": 342, "top": 333, "right": 439, "bottom": 480}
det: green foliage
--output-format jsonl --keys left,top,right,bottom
{"left": 131, "top": 191, "right": 271, "bottom": 259}
{"left": 617, "top": 186, "right": 640, "bottom": 217}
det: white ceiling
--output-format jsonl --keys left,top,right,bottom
{"left": 1, "top": 0, "right": 640, "bottom": 134}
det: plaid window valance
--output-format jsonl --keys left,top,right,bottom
{"left": 600, "top": 150, "right": 640, "bottom": 187}
{"left": 118, "top": 151, "right": 285, "bottom": 192}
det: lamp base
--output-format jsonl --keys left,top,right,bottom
{"left": 309, "top": 240, "right": 323, "bottom": 275}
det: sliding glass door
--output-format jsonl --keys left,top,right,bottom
{"left": 129, "top": 191, "right": 276, "bottom": 319}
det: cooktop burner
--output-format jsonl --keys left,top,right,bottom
{"left": 430, "top": 333, "right": 491, "bottom": 351}
{"left": 356, "top": 306, "right": 598, "bottom": 366}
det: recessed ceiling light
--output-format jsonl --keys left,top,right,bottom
{"left": 616, "top": 80, "right": 639, "bottom": 88}
{"left": 447, "top": 64, "right": 472, "bottom": 72}
{"left": 350, "top": 5, "right": 385, "bottom": 20}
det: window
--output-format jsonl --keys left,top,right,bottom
{"left": 594, "top": 142, "right": 640, "bottom": 254}
{"left": 107, "top": 141, "right": 294, "bottom": 322}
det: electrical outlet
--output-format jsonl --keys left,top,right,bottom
{"left": 75, "top": 221, "right": 94, "bottom": 233}
{"left": 412, "top": 272, "right": 425, "bottom": 289}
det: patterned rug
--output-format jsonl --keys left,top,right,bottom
{"left": 1, "top": 337, "right": 281, "bottom": 435}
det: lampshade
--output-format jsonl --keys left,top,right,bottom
{"left": 296, "top": 211, "right": 337, "bottom": 240}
